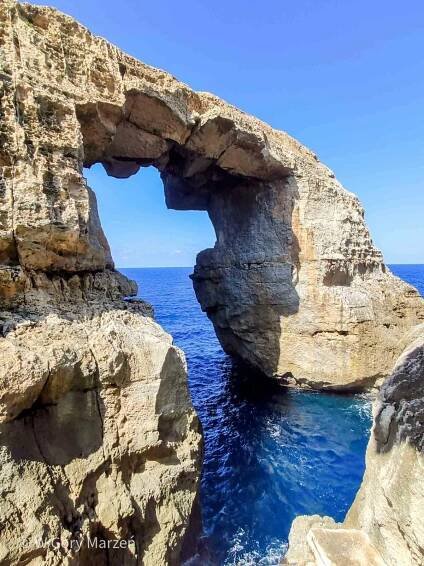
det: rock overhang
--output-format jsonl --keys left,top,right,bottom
{"left": 76, "top": 95, "right": 296, "bottom": 215}
{"left": 0, "top": 0, "right": 423, "bottom": 387}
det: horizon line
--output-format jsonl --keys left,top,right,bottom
{"left": 116, "top": 263, "right": 424, "bottom": 269}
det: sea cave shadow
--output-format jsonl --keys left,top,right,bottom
{"left": 226, "top": 357, "right": 292, "bottom": 401}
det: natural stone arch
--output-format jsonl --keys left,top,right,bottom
{"left": 1, "top": 0, "right": 422, "bottom": 390}
{"left": 0, "top": 3, "right": 424, "bottom": 566}
{"left": 76, "top": 96, "right": 302, "bottom": 381}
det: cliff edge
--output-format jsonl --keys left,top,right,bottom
{"left": 283, "top": 325, "right": 424, "bottom": 565}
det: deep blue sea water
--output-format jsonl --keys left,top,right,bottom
{"left": 390, "top": 264, "right": 424, "bottom": 296}
{"left": 121, "top": 265, "right": 423, "bottom": 565}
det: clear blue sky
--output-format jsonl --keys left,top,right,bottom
{"left": 33, "top": 0, "right": 424, "bottom": 266}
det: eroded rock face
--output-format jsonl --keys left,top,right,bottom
{"left": 343, "top": 326, "right": 424, "bottom": 565}
{"left": 0, "top": 1, "right": 422, "bottom": 564}
{"left": 0, "top": 300, "right": 202, "bottom": 565}
{"left": 1, "top": 1, "right": 422, "bottom": 391}
{"left": 283, "top": 326, "right": 424, "bottom": 566}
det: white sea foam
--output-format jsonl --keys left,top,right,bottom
{"left": 225, "top": 528, "right": 287, "bottom": 565}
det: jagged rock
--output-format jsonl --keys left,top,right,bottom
{"left": 0, "top": 301, "right": 202, "bottom": 565}
{"left": 343, "top": 325, "right": 424, "bottom": 565}
{"left": 0, "top": 1, "right": 422, "bottom": 390}
{"left": 282, "top": 515, "right": 339, "bottom": 565}
{"left": 0, "top": 1, "right": 423, "bottom": 563}
{"left": 283, "top": 326, "right": 424, "bottom": 565}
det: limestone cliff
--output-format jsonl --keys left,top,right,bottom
{"left": 0, "top": 0, "right": 422, "bottom": 393}
{"left": 283, "top": 326, "right": 424, "bottom": 565}
{"left": 0, "top": 8, "right": 205, "bottom": 554}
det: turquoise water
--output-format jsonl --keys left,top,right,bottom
{"left": 121, "top": 265, "right": 423, "bottom": 565}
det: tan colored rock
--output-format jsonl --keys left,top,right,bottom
{"left": 0, "top": 301, "right": 202, "bottom": 565}
{"left": 283, "top": 326, "right": 424, "bottom": 565}
{"left": 0, "top": 1, "right": 422, "bottom": 564}
{"left": 344, "top": 325, "right": 424, "bottom": 565}
{"left": 307, "top": 527, "right": 386, "bottom": 566}
{"left": 282, "top": 515, "right": 338, "bottom": 565}
{"left": 1, "top": 0, "right": 422, "bottom": 390}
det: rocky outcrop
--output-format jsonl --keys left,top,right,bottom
{"left": 0, "top": 0, "right": 422, "bottom": 392}
{"left": 0, "top": 298, "right": 202, "bottom": 565}
{"left": 0, "top": 1, "right": 422, "bottom": 564}
{"left": 283, "top": 326, "right": 424, "bottom": 565}
{"left": 343, "top": 325, "right": 424, "bottom": 565}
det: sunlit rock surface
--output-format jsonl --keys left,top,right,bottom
{"left": 0, "top": 299, "right": 202, "bottom": 565}
{"left": 0, "top": 0, "right": 422, "bottom": 390}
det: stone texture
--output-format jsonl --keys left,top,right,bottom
{"left": 344, "top": 325, "right": 424, "bottom": 566}
{"left": 307, "top": 527, "right": 386, "bottom": 566}
{"left": 0, "top": 1, "right": 424, "bottom": 561}
{"left": 283, "top": 327, "right": 424, "bottom": 565}
{"left": 0, "top": 0, "right": 422, "bottom": 391}
{"left": 282, "top": 515, "right": 338, "bottom": 565}
{"left": 0, "top": 300, "right": 202, "bottom": 565}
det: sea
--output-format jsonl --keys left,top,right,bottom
{"left": 120, "top": 264, "right": 424, "bottom": 565}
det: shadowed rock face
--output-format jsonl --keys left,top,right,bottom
{"left": 0, "top": 2, "right": 422, "bottom": 565}
{"left": 284, "top": 326, "right": 424, "bottom": 566}
{"left": 0, "top": 1, "right": 423, "bottom": 390}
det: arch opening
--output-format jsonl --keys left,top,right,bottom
{"left": 85, "top": 163, "right": 216, "bottom": 269}
{"left": 77, "top": 96, "right": 300, "bottom": 379}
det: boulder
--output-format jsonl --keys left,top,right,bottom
{"left": 0, "top": 301, "right": 202, "bottom": 565}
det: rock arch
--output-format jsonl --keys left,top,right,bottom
{"left": 0, "top": 2, "right": 424, "bottom": 564}
{"left": 0, "top": 0, "right": 422, "bottom": 391}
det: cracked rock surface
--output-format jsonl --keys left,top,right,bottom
{"left": 0, "top": 300, "right": 202, "bottom": 565}
{"left": 0, "top": 0, "right": 422, "bottom": 390}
